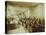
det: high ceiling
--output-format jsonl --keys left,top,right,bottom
{"left": 7, "top": 1, "right": 40, "bottom": 8}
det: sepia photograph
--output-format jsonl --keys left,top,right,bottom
{"left": 5, "top": 1, "right": 45, "bottom": 34}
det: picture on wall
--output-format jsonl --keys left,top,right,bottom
{"left": 5, "top": 1, "right": 45, "bottom": 34}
